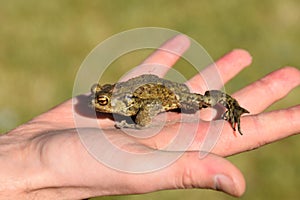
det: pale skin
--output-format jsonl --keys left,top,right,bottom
{"left": 1, "top": 35, "right": 300, "bottom": 199}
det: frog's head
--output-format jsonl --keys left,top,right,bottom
{"left": 89, "top": 83, "right": 114, "bottom": 113}
{"left": 89, "top": 83, "right": 139, "bottom": 116}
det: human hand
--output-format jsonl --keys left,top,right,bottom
{"left": 1, "top": 35, "right": 299, "bottom": 199}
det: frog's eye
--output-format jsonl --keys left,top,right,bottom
{"left": 97, "top": 95, "right": 109, "bottom": 105}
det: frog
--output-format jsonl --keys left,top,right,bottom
{"left": 89, "top": 74, "right": 249, "bottom": 135}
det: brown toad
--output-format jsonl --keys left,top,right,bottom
{"left": 89, "top": 74, "right": 249, "bottom": 135}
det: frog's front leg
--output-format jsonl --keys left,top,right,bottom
{"left": 202, "top": 90, "right": 249, "bottom": 135}
{"left": 135, "top": 99, "right": 163, "bottom": 127}
{"left": 115, "top": 100, "right": 162, "bottom": 129}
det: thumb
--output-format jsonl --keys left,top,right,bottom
{"left": 143, "top": 151, "right": 246, "bottom": 197}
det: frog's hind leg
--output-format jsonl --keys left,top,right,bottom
{"left": 203, "top": 90, "right": 249, "bottom": 135}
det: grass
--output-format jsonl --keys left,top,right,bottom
{"left": 0, "top": 0, "right": 299, "bottom": 199}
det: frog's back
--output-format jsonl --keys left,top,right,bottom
{"left": 113, "top": 74, "right": 160, "bottom": 95}
{"left": 115, "top": 74, "right": 189, "bottom": 96}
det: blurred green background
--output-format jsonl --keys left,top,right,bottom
{"left": 1, "top": 0, "right": 299, "bottom": 199}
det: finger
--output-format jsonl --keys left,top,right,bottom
{"left": 233, "top": 66, "right": 300, "bottom": 114}
{"left": 139, "top": 152, "right": 245, "bottom": 197}
{"left": 213, "top": 105, "right": 300, "bottom": 156}
{"left": 156, "top": 105, "right": 300, "bottom": 156}
{"left": 76, "top": 129, "right": 245, "bottom": 197}
{"left": 122, "top": 34, "right": 190, "bottom": 80}
{"left": 187, "top": 49, "right": 252, "bottom": 93}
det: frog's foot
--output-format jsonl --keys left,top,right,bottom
{"left": 203, "top": 90, "right": 249, "bottom": 135}
{"left": 115, "top": 120, "right": 136, "bottom": 129}
{"left": 221, "top": 106, "right": 249, "bottom": 135}
{"left": 115, "top": 120, "right": 145, "bottom": 129}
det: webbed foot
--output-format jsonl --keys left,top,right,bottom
{"left": 221, "top": 106, "right": 249, "bottom": 135}
{"left": 203, "top": 90, "right": 249, "bottom": 135}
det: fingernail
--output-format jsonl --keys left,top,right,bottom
{"left": 214, "top": 174, "right": 235, "bottom": 195}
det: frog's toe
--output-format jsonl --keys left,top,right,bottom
{"left": 221, "top": 108, "right": 246, "bottom": 135}
{"left": 115, "top": 120, "right": 136, "bottom": 129}
{"left": 115, "top": 120, "right": 148, "bottom": 129}
{"left": 222, "top": 110, "right": 236, "bottom": 129}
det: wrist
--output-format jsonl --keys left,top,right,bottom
{"left": 0, "top": 133, "right": 37, "bottom": 198}
{"left": 0, "top": 129, "right": 76, "bottom": 199}
{"left": 0, "top": 126, "right": 101, "bottom": 199}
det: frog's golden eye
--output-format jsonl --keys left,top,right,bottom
{"left": 97, "top": 95, "right": 109, "bottom": 105}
